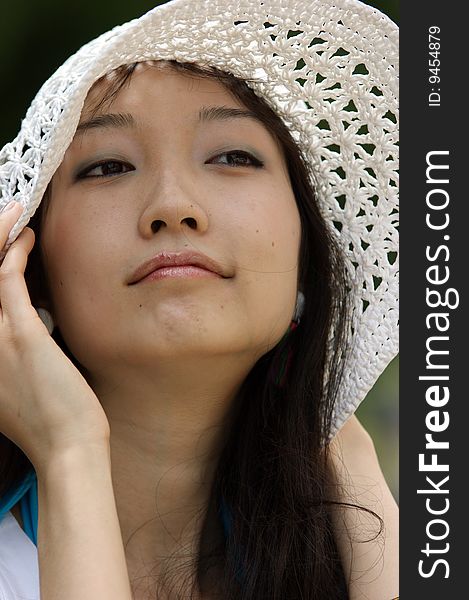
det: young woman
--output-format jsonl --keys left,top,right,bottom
{"left": 0, "top": 1, "right": 399, "bottom": 599}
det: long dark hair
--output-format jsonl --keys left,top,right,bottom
{"left": 1, "top": 60, "right": 376, "bottom": 598}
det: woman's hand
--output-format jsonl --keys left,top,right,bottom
{"left": 0, "top": 201, "right": 111, "bottom": 475}
{"left": 327, "top": 414, "right": 399, "bottom": 600}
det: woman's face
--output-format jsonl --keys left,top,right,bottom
{"left": 40, "top": 63, "right": 302, "bottom": 377}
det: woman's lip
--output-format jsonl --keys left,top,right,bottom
{"left": 128, "top": 251, "right": 231, "bottom": 284}
{"left": 138, "top": 265, "right": 221, "bottom": 282}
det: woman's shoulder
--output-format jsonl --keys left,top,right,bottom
{"left": 0, "top": 511, "right": 39, "bottom": 600}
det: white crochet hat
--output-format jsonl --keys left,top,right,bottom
{"left": 0, "top": 0, "right": 398, "bottom": 435}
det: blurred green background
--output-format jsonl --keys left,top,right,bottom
{"left": 0, "top": 0, "right": 399, "bottom": 500}
{"left": 357, "top": 356, "right": 399, "bottom": 501}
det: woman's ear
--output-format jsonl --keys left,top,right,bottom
{"left": 293, "top": 290, "right": 305, "bottom": 323}
{"left": 33, "top": 293, "right": 56, "bottom": 334}
{"left": 35, "top": 307, "right": 55, "bottom": 334}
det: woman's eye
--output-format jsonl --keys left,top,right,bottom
{"left": 75, "top": 151, "right": 262, "bottom": 180}
{"left": 77, "top": 160, "right": 135, "bottom": 179}
{"left": 209, "top": 150, "right": 264, "bottom": 169}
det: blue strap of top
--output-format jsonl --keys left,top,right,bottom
{"left": 219, "top": 497, "right": 246, "bottom": 585}
{"left": 219, "top": 496, "right": 232, "bottom": 538}
{"left": 0, "top": 470, "right": 38, "bottom": 546}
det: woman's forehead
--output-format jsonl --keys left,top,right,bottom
{"left": 79, "top": 61, "right": 238, "bottom": 123}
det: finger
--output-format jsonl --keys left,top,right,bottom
{"left": 0, "top": 226, "right": 37, "bottom": 323}
{"left": 0, "top": 201, "right": 24, "bottom": 260}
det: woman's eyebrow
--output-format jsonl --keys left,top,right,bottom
{"left": 198, "top": 105, "right": 263, "bottom": 126}
{"left": 75, "top": 112, "right": 136, "bottom": 134}
{"left": 75, "top": 105, "right": 263, "bottom": 136}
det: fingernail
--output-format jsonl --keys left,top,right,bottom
{"left": 3, "top": 200, "right": 19, "bottom": 212}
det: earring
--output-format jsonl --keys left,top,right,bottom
{"left": 269, "top": 290, "right": 305, "bottom": 388}
{"left": 292, "top": 290, "right": 305, "bottom": 324}
{"left": 36, "top": 308, "right": 55, "bottom": 335}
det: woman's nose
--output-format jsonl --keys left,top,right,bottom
{"left": 137, "top": 167, "right": 210, "bottom": 239}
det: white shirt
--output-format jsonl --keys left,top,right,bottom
{"left": 0, "top": 512, "right": 39, "bottom": 600}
